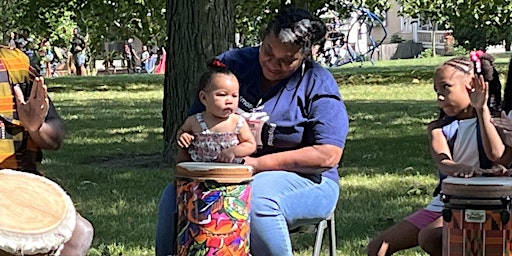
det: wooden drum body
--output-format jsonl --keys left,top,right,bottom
{"left": 0, "top": 169, "right": 76, "bottom": 256}
{"left": 441, "top": 177, "right": 512, "bottom": 256}
{"left": 175, "top": 162, "right": 253, "bottom": 256}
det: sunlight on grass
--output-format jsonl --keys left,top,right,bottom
{"left": 36, "top": 56, "right": 512, "bottom": 256}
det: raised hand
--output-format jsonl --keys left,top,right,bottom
{"left": 469, "top": 74, "right": 488, "bottom": 110}
{"left": 13, "top": 77, "right": 49, "bottom": 132}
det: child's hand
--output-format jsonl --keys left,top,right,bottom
{"left": 492, "top": 111, "right": 512, "bottom": 147}
{"left": 217, "top": 149, "right": 235, "bottom": 163}
{"left": 177, "top": 132, "right": 194, "bottom": 148}
{"left": 453, "top": 167, "right": 480, "bottom": 178}
{"left": 469, "top": 74, "right": 488, "bottom": 110}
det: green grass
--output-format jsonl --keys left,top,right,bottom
{"left": 37, "top": 54, "right": 511, "bottom": 256}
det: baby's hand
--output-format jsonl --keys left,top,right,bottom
{"left": 177, "top": 132, "right": 194, "bottom": 148}
{"left": 217, "top": 149, "right": 235, "bottom": 163}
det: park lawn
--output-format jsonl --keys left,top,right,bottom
{"left": 40, "top": 54, "right": 511, "bottom": 256}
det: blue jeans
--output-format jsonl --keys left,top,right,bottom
{"left": 155, "top": 171, "right": 339, "bottom": 256}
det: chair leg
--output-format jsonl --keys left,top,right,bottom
{"left": 328, "top": 213, "right": 336, "bottom": 256}
{"left": 313, "top": 219, "right": 327, "bottom": 256}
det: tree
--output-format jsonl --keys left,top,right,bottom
{"left": 399, "top": 0, "right": 451, "bottom": 57}
{"left": 162, "top": 0, "right": 235, "bottom": 165}
{"left": 446, "top": 0, "right": 512, "bottom": 50}
{"left": 399, "top": 0, "right": 512, "bottom": 52}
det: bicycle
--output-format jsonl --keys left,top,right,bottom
{"left": 317, "top": 2, "right": 387, "bottom": 67}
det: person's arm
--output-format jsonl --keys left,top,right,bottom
{"left": 217, "top": 118, "right": 256, "bottom": 163}
{"left": 428, "top": 120, "right": 476, "bottom": 177}
{"left": 471, "top": 75, "right": 506, "bottom": 161}
{"left": 133, "top": 48, "right": 140, "bottom": 61}
{"left": 13, "top": 78, "right": 64, "bottom": 150}
{"left": 176, "top": 116, "right": 195, "bottom": 149}
{"left": 243, "top": 144, "right": 343, "bottom": 174}
{"left": 27, "top": 111, "right": 64, "bottom": 150}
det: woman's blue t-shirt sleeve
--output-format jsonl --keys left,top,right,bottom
{"left": 307, "top": 71, "right": 349, "bottom": 149}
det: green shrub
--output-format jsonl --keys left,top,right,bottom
{"left": 453, "top": 46, "right": 469, "bottom": 56}
{"left": 390, "top": 33, "right": 404, "bottom": 43}
{"left": 419, "top": 48, "right": 433, "bottom": 58}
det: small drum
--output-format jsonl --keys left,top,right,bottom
{"left": 441, "top": 177, "right": 512, "bottom": 256}
{"left": 175, "top": 162, "right": 253, "bottom": 256}
{"left": 0, "top": 169, "right": 76, "bottom": 256}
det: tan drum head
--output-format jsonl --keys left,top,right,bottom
{"left": 0, "top": 169, "right": 76, "bottom": 255}
{"left": 176, "top": 162, "right": 253, "bottom": 183}
{"left": 442, "top": 177, "right": 512, "bottom": 198}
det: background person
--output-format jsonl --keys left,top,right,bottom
{"left": 70, "top": 27, "right": 87, "bottom": 76}
{"left": 155, "top": 6, "right": 349, "bottom": 256}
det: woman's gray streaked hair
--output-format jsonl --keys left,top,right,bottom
{"left": 261, "top": 7, "right": 327, "bottom": 58}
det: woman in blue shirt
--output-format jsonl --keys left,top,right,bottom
{"left": 156, "top": 7, "right": 349, "bottom": 256}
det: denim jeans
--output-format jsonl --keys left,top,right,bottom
{"left": 155, "top": 171, "right": 339, "bottom": 256}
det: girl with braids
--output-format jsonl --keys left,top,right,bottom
{"left": 175, "top": 59, "right": 256, "bottom": 163}
{"left": 367, "top": 54, "right": 511, "bottom": 256}
{"left": 156, "top": 6, "right": 348, "bottom": 256}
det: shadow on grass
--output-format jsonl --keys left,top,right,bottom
{"left": 292, "top": 175, "right": 436, "bottom": 255}
{"left": 43, "top": 87, "right": 442, "bottom": 255}
{"left": 46, "top": 74, "right": 164, "bottom": 93}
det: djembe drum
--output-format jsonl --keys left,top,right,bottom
{"left": 441, "top": 177, "right": 512, "bottom": 256}
{"left": 175, "top": 162, "right": 253, "bottom": 256}
{"left": 0, "top": 169, "right": 76, "bottom": 256}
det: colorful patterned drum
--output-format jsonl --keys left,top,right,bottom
{"left": 175, "top": 162, "right": 253, "bottom": 256}
{"left": 0, "top": 169, "right": 76, "bottom": 256}
{"left": 441, "top": 177, "right": 512, "bottom": 256}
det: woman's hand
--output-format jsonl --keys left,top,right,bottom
{"left": 13, "top": 77, "right": 49, "bottom": 132}
{"left": 243, "top": 156, "right": 260, "bottom": 175}
{"left": 470, "top": 74, "right": 488, "bottom": 110}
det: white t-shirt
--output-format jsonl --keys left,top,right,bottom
{"left": 425, "top": 118, "right": 479, "bottom": 212}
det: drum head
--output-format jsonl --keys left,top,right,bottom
{"left": 0, "top": 169, "right": 76, "bottom": 255}
{"left": 442, "top": 177, "right": 512, "bottom": 198}
{"left": 176, "top": 162, "right": 253, "bottom": 183}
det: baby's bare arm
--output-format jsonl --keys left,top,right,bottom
{"left": 177, "top": 117, "right": 195, "bottom": 148}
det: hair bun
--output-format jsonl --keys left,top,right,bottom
{"left": 208, "top": 58, "right": 227, "bottom": 68}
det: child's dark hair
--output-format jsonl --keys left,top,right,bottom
{"left": 438, "top": 53, "right": 502, "bottom": 117}
{"left": 197, "top": 59, "right": 233, "bottom": 92}
{"left": 261, "top": 6, "right": 327, "bottom": 58}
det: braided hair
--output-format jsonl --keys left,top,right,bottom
{"left": 437, "top": 53, "right": 502, "bottom": 117}
{"left": 261, "top": 7, "right": 327, "bottom": 58}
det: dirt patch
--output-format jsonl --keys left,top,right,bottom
{"left": 88, "top": 153, "right": 170, "bottom": 169}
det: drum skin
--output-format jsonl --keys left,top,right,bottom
{"left": 0, "top": 169, "right": 76, "bottom": 256}
{"left": 442, "top": 177, "right": 512, "bottom": 256}
{"left": 175, "top": 162, "right": 253, "bottom": 256}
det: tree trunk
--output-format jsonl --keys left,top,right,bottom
{"left": 162, "top": 0, "right": 235, "bottom": 167}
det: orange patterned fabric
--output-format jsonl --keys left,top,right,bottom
{"left": 0, "top": 46, "right": 42, "bottom": 172}
{"left": 444, "top": 208, "right": 512, "bottom": 256}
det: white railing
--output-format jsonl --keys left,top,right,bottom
{"left": 416, "top": 29, "right": 452, "bottom": 49}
